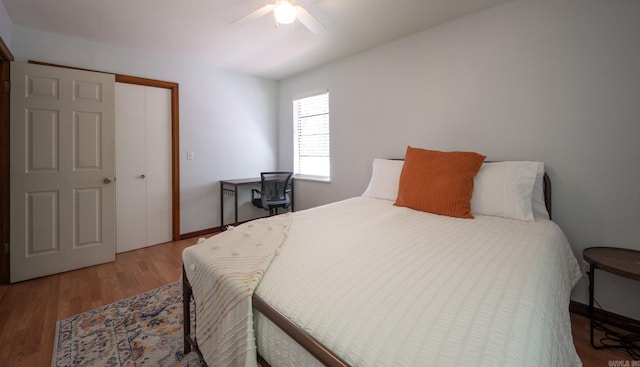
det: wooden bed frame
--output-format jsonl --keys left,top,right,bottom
{"left": 182, "top": 267, "right": 350, "bottom": 367}
{"left": 182, "top": 173, "right": 551, "bottom": 367}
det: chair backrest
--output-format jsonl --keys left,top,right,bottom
{"left": 260, "top": 172, "right": 293, "bottom": 207}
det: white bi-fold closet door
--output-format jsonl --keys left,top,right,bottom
{"left": 115, "top": 83, "right": 172, "bottom": 253}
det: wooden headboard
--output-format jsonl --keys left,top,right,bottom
{"left": 543, "top": 172, "right": 552, "bottom": 220}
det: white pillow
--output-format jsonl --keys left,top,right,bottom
{"left": 362, "top": 159, "right": 404, "bottom": 201}
{"left": 531, "top": 162, "right": 550, "bottom": 220}
{"left": 471, "top": 161, "right": 541, "bottom": 221}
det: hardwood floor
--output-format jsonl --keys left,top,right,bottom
{"left": 571, "top": 312, "right": 637, "bottom": 366}
{"left": 0, "top": 237, "right": 636, "bottom": 367}
{"left": 0, "top": 237, "right": 199, "bottom": 367}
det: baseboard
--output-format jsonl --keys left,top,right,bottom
{"left": 180, "top": 218, "right": 267, "bottom": 240}
{"left": 570, "top": 300, "right": 640, "bottom": 334}
{"left": 180, "top": 227, "right": 221, "bottom": 240}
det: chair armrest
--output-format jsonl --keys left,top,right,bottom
{"left": 251, "top": 189, "right": 261, "bottom": 199}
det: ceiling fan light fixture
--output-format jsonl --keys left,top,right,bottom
{"left": 274, "top": 0, "right": 296, "bottom": 24}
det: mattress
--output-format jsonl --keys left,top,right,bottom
{"left": 253, "top": 196, "right": 583, "bottom": 367}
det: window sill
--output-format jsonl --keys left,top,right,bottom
{"left": 293, "top": 175, "right": 331, "bottom": 183}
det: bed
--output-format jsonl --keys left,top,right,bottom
{"left": 182, "top": 149, "right": 583, "bottom": 367}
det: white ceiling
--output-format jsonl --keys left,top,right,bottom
{"left": 2, "top": 0, "right": 509, "bottom": 80}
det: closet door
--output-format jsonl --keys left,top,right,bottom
{"left": 144, "top": 86, "right": 172, "bottom": 246}
{"left": 115, "top": 83, "right": 171, "bottom": 253}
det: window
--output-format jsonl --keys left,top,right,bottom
{"left": 293, "top": 92, "right": 330, "bottom": 180}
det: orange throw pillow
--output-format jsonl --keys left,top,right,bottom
{"left": 394, "top": 146, "right": 486, "bottom": 218}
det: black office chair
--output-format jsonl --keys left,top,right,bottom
{"left": 251, "top": 172, "right": 293, "bottom": 216}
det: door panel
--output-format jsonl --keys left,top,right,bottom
{"left": 74, "top": 112, "right": 102, "bottom": 169}
{"left": 27, "top": 109, "right": 59, "bottom": 171}
{"left": 10, "top": 62, "right": 116, "bottom": 282}
{"left": 145, "top": 87, "right": 172, "bottom": 247}
{"left": 27, "top": 190, "right": 58, "bottom": 254}
{"left": 75, "top": 187, "right": 102, "bottom": 246}
{"left": 115, "top": 83, "right": 147, "bottom": 253}
{"left": 115, "top": 83, "right": 172, "bottom": 253}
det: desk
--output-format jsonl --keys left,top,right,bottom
{"left": 220, "top": 177, "right": 294, "bottom": 228}
{"left": 583, "top": 246, "right": 640, "bottom": 349}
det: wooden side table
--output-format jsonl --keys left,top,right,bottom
{"left": 583, "top": 246, "right": 640, "bottom": 349}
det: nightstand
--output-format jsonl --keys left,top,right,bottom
{"left": 583, "top": 246, "right": 640, "bottom": 349}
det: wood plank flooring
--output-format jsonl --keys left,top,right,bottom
{"left": 0, "top": 237, "right": 636, "bottom": 367}
{"left": 0, "top": 237, "right": 198, "bottom": 367}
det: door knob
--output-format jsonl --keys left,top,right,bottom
{"left": 139, "top": 174, "right": 146, "bottom": 179}
{"left": 103, "top": 177, "right": 114, "bottom": 184}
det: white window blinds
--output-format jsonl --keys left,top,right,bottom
{"left": 293, "top": 92, "right": 330, "bottom": 179}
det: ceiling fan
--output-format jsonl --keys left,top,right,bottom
{"left": 232, "top": 0, "right": 325, "bottom": 34}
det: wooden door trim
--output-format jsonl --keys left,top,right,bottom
{"left": 0, "top": 36, "right": 14, "bottom": 284}
{"left": 28, "top": 61, "right": 181, "bottom": 241}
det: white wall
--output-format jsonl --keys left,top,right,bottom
{"left": 278, "top": 0, "right": 640, "bottom": 320}
{"left": 11, "top": 25, "right": 279, "bottom": 234}
{"left": 0, "top": 0, "right": 12, "bottom": 48}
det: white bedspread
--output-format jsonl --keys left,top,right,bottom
{"left": 254, "top": 197, "right": 583, "bottom": 367}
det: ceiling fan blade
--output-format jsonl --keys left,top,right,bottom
{"left": 231, "top": 4, "right": 274, "bottom": 25}
{"left": 295, "top": 5, "right": 325, "bottom": 34}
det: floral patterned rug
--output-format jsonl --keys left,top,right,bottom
{"left": 52, "top": 282, "right": 203, "bottom": 367}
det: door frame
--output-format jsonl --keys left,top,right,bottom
{"left": 115, "top": 74, "right": 180, "bottom": 242}
{"left": 0, "top": 36, "right": 14, "bottom": 284}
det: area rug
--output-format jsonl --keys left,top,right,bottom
{"left": 52, "top": 282, "right": 203, "bottom": 367}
